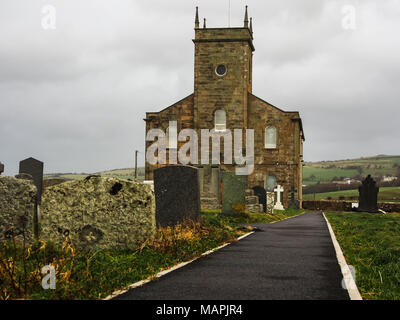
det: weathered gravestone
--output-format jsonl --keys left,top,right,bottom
{"left": 266, "top": 192, "right": 275, "bottom": 214}
{"left": 154, "top": 165, "right": 201, "bottom": 227}
{"left": 222, "top": 171, "right": 246, "bottom": 215}
{"left": 0, "top": 162, "right": 4, "bottom": 175}
{"left": 19, "top": 157, "right": 44, "bottom": 204}
{"left": 358, "top": 175, "right": 379, "bottom": 213}
{"left": 19, "top": 158, "right": 44, "bottom": 239}
{"left": 252, "top": 186, "right": 267, "bottom": 212}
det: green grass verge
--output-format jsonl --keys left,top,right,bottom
{"left": 303, "top": 186, "right": 400, "bottom": 203}
{"left": 325, "top": 212, "right": 400, "bottom": 300}
{"left": 1, "top": 209, "right": 304, "bottom": 300}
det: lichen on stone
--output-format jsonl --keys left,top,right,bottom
{"left": 40, "top": 176, "right": 156, "bottom": 250}
{"left": 0, "top": 176, "right": 37, "bottom": 243}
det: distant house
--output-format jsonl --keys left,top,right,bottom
{"left": 382, "top": 176, "right": 398, "bottom": 183}
{"left": 332, "top": 178, "right": 361, "bottom": 185}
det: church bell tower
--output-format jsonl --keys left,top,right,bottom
{"left": 193, "top": 6, "right": 255, "bottom": 131}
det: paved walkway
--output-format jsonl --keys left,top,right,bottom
{"left": 114, "top": 212, "right": 350, "bottom": 300}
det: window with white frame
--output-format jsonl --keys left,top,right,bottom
{"left": 215, "top": 110, "right": 226, "bottom": 131}
{"left": 265, "top": 126, "right": 277, "bottom": 149}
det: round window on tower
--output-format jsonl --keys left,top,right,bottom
{"left": 215, "top": 64, "right": 227, "bottom": 77}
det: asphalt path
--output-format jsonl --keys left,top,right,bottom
{"left": 114, "top": 212, "right": 350, "bottom": 300}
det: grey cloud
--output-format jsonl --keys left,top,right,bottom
{"left": 0, "top": 0, "right": 399, "bottom": 175}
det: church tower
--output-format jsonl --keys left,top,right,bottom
{"left": 145, "top": 6, "right": 304, "bottom": 209}
{"left": 193, "top": 6, "right": 255, "bottom": 130}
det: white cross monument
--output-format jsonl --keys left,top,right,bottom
{"left": 273, "top": 185, "right": 285, "bottom": 211}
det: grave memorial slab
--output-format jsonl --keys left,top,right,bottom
{"left": 154, "top": 165, "right": 201, "bottom": 227}
{"left": 19, "top": 157, "right": 44, "bottom": 204}
{"left": 266, "top": 192, "right": 275, "bottom": 214}
{"left": 288, "top": 186, "right": 299, "bottom": 209}
{"left": 222, "top": 171, "right": 246, "bottom": 215}
{"left": 252, "top": 186, "right": 267, "bottom": 212}
{"left": 358, "top": 175, "right": 379, "bottom": 213}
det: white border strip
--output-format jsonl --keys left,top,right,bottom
{"left": 104, "top": 231, "right": 255, "bottom": 300}
{"left": 323, "top": 213, "right": 363, "bottom": 300}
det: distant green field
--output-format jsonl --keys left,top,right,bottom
{"left": 303, "top": 187, "right": 400, "bottom": 203}
{"left": 44, "top": 155, "right": 400, "bottom": 186}
{"left": 303, "top": 155, "right": 400, "bottom": 185}
{"left": 45, "top": 167, "right": 145, "bottom": 182}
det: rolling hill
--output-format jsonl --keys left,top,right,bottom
{"left": 303, "top": 155, "right": 400, "bottom": 186}
{"left": 45, "top": 155, "right": 400, "bottom": 188}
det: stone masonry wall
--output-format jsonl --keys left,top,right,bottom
{"left": 145, "top": 94, "right": 195, "bottom": 181}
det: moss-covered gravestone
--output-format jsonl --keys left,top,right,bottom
{"left": 222, "top": 172, "right": 246, "bottom": 215}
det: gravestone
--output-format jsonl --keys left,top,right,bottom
{"left": 252, "top": 186, "right": 266, "bottom": 212}
{"left": 358, "top": 175, "right": 379, "bottom": 213}
{"left": 273, "top": 185, "right": 284, "bottom": 211}
{"left": 222, "top": 171, "right": 246, "bottom": 215}
{"left": 288, "top": 186, "right": 300, "bottom": 209}
{"left": 19, "top": 157, "right": 44, "bottom": 204}
{"left": 0, "top": 162, "right": 4, "bottom": 175}
{"left": 154, "top": 165, "right": 201, "bottom": 227}
{"left": 266, "top": 192, "right": 275, "bottom": 214}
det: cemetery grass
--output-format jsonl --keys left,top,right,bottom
{"left": 303, "top": 186, "right": 400, "bottom": 203}
{"left": 325, "top": 212, "right": 400, "bottom": 300}
{"left": 0, "top": 209, "right": 303, "bottom": 300}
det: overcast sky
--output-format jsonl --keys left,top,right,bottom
{"left": 0, "top": 0, "right": 399, "bottom": 175}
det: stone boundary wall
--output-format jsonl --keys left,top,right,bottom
{"left": 303, "top": 200, "right": 400, "bottom": 213}
{"left": 0, "top": 176, "right": 37, "bottom": 242}
{"left": 40, "top": 176, "right": 156, "bottom": 250}
{"left": 1, "top": 175, "right": 156, "bottom": 249}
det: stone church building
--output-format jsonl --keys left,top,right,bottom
{"left": 145, "top": 7, "right": 305, "bottom": 210}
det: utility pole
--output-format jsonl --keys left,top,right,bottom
{"left": 134, "top": 150, "right": 138, "bottom": 181}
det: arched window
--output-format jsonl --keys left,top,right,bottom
{"left": 265, "top": 126, "right": 277, "bottom": 149}
{"left": 266, "top": 175, "right": 277, "bottom": 192}
{"left": 215, "top": 110, "right": 226, "bottom": 131}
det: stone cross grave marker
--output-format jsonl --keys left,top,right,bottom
{"left": 19, "top": 157, "right": 44, "bottom": 204}
{"left": 273, "top": 185, "right": 284, "bottom": 211}
{"left": 358, "top": 175, "right": 379, "bottom": 213}
{"left": 222, "top": 171, "right": 246, "bottom": 215}
{"left": 154, "top": 165, "right": 201, "bottom": 228}
{"left": 0, "top": 162, "right": 4, "bottom": 175}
